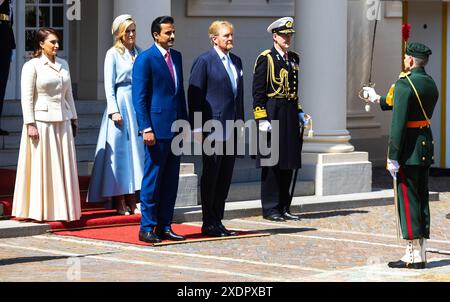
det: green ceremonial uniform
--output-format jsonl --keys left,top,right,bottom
{"left": 380, "top": 62, "right": 439, "bottom": 240}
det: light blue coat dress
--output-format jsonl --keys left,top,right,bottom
{"left": 87, "top": 46, "right": 144, "bottom": 203}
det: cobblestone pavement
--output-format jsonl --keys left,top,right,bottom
{"left": 0, "top": 169, "right": 449, "bottom": 282}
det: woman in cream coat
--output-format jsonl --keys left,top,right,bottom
{"left": 12, "top": 28, "right": 81, "bottom": 221}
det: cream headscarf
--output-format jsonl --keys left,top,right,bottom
{"left": 112, "top": 14, "right": 133, "bottom": 35}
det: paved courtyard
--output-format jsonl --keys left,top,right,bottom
{"left": 0, "top": 168, "right": 449, "bottom": 283}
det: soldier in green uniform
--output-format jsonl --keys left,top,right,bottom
{"left": 252, "top": 17, "right": 310, "bottom": 222}
{"left": 363, "top": 42, "right": 439, "bottom": 269}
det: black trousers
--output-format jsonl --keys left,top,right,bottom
{"left": 201, "top": 154, "right": 236, "bottom": 226}
{"left": 0, "top": 48, "right": 11, "bottom": 121}
{"left": 261, "top": 166, "right": 294, "bottom": 217}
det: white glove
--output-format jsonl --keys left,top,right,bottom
{"left": 362, "top": 87, "right": 380, "bottom": 103}
{"left": 258, "top": 120, "right": 272, "bottom": 132}
{"left": 387, "top": 158, "right": 399, "bottom": 180}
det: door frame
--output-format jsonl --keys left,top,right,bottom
{"left": 14, "top": 0, "right": 70, "bottom": 99}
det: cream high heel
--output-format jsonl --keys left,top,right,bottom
{"left": 125, "top": 194, "right": 140, "bottom": 215}
{"left": 113, "top": 196, "right": 130, "bottom": 216}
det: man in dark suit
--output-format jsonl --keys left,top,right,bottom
{"left": 253, "top": 17, "right": 309, "bottom": 222}
{"left": 0, "top": 0, "right": 15, "bottom": 136}
{"left": 132, "top": 16, "right": 188, "bottom": 243}
{"left": 188, "top": 20, "right": 244, "bottom": 237}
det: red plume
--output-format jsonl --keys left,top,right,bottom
{"left": 402, "top": 23, "right": 411, "bottom": 42}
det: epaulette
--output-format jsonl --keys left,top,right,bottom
{"left": 254, "top": 50, "right": 272, "bottom": 73}
{"left": 398, "top": 71, "right": 411, "bottom": 79}
{"left": 260, "top": 49, "right": 271, "bottom": 57}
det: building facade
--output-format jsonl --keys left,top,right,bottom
{"left": 3, "top": 0, "right": 449, "bottom": 176}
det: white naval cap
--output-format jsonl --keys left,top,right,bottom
{"left": 112, "top": 14, "right": 133, "bottom": 35}
{"left": 267, "top": 17, "right": 295, "bottom": 34}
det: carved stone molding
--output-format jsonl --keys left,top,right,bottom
{"left": 186, "top": 0, "right": 294, "bottom": 17}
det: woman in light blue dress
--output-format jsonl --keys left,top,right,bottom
{"left": 87, "top": 15, "right": 144, "bottom": 215}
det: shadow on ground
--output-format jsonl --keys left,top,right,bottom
{"left": 425, "top": 259, "right": 450, "bottom": 269}
{"left": 262, "top": 227, "right": 317, "bottom": 235}
{"left": 296, "top": 210, "right": 369, "bottom": 220}
{"left": 0, "top": 252, "right": 115, "bottom": 266}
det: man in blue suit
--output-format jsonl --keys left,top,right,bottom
{"left": 188, "top": 21, "right": 244, "bottom": 237}
{"left": 133, "top": 16, "right": 188, "bottom": 243}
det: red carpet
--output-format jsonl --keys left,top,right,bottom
{"left": 1, "top": 169, "right": 270, "bottom": 246}
{"left": 46, "top": 210, "right": 142, "bottom": 231}
{"left": 53, "top": 223, "right": 270, "bottom": 246}
{"left": 0, "top": 169, "right": 105, "bottom": 216}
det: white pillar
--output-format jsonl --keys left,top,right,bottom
{"left": 97, "top": 0, "right": 113, "bottom": 100}
{"left": 296, "top": 0, "right": 354, "bottom": 153}
{"left": 114, "top": 0, "right": 171, "bottom": 49}
{"left": 295, "top": 0, "right": 372, "bottom": 196}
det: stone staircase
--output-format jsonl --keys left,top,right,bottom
{"left": 0, "top": 99, "right": 103, "bottom": 171}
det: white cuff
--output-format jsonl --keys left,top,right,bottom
{"left": 258, "top": 120, "right": 272, "bottom": 132}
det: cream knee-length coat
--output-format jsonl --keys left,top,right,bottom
{"left": 12, "top": 55, "right": 81, "bottom": 222}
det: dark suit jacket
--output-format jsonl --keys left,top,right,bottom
{"left": 132, "top": 44, "right": 188, "bottom": 139}
{"left": 188, "top": 48, "right": 244, "bottom": 133}
{"left": 0, "top": 0, "right": 15, "bottom": 53}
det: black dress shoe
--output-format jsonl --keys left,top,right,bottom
{"left": 282, "top": 212, "right": 301, "bottom": 221}
{"left": 263, "top": 214, "right": 286, "bottom": 222}
{"left": 387, "top": 260, "right": 426, "bottom": 269}
{"left": 138, "top": 231, "right": 161, "bottom": 243}
{"left": 0, "top": 128, "right": 9, "bottom": 136}
{"left": 155, "top": 227, "right": 186, "bottom": 241}
{"left": 219, "top": 224, "right": 238, "bottom": 236}
{"left": 202, "top": 225, "right": 227, "bottom": 237}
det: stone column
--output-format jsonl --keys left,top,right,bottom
{"left": 295, "top": 0, "right": 372, "bottom": 195}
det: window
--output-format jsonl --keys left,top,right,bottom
{"left": 25, "top": 0, "right": 65, "bottom": 51}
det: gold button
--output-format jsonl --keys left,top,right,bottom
{"left": 422, "top": 156, "right": 426, "bottom": 161}
{"left": 432, "top": 156, "right": 435, "bottom": 160}
{"left": 422, "top": 141, "right": 426, "bottom": 146}
{"left": 432, "top": 141, "right": 435, "bottom": 144}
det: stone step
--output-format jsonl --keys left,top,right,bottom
{"left": 182, "top": 155, "right": 268, "bottom": 183}
{"left": 0, "top": 144, "right": 97, "bottom": 168}
{"left": 0, "top": 220, "right": 51, "bottom": 238}
{"left": 1, "top": 114, "right": 103, "bottom": 133}
{"left": 1, "top": 99, "right": 106, "bottom": 117}
{"left": 76, "top": 161, "right": 195, "bottom": 177}
{"left": 226, "top": 179, "right": 315, "bottom": 202}
{"left": 0, "top": 128, "right": 100, "bottom": 149}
